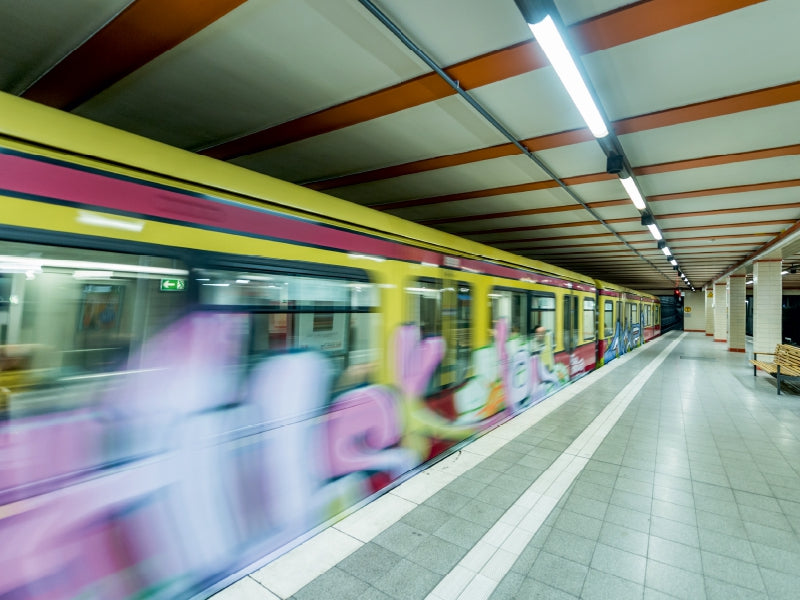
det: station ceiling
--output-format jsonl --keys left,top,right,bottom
{"left": 1, "top": 0, "right": 799, "bottom": 293}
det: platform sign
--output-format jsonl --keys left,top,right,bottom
{"left": 160, "top": 278, "right": 186, "bottom": 292}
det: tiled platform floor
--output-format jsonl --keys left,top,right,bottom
{"left": 211, "top": 332, "right": 800, "bottom": 600}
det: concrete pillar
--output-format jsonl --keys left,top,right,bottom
{"left": 704, "top": 287, "right": 714, "bottom": 336}
{"left": 713, "top": 281, "right": 727, "bottom": 342}
{"left": 727, "top": 275, "right": 746, "bottom": 352}
{"left": 753, "top": 260, "right": 782, "bottom": 355}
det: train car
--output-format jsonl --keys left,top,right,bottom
{"left": 596, "top": 279, "right": 661, "bottom": 366}
{"left": 0, "top": 93, "right": 652, "bottom": 600}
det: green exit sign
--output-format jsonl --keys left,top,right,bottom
{"left": 160, "top": 278, "right": 186, "bottom": 292}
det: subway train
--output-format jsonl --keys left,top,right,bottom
{"left": 0, "top": 93, "right": 659, "bottom": 600}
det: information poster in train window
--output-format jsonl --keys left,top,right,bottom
{"left": 296, "top": 312, "right": 347, "bottom": 352}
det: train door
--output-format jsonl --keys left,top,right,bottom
{"left": 563, "top": 294, "right": 578, "bottom": 353}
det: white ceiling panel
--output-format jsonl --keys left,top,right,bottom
{"left": 554, "top": 0, "right": 639, "bottom": 26}
{"left": 77, "top": 0, "right": 432, "bottom": 149}
{"left": 376, "top": 0, "right": 531, "bottom": 66}
{"left": 535, "top": 141, "right": 609, "bottom": 179}
{"left": 619, "top": 102, "right": 800, "bottom": 167}
{"left": 585, "top": 0, "right": 800, "bottom": 120}
{"left": 639, "top": 156, "right": 800, "bottom": 196}
{"left": 652, "top": 187, "right": 800, "bottom": 216}
{"left": 231, "top": 94, "right": 509, "bottom": 182}
{"left": 471, "top": 68, "right": 587, "bottom": 140}
{"left": 330, "top": 155, "right": 552, "bottom": 206}
{"left": 0, "top": 0, "right": 133, "bottom": 94}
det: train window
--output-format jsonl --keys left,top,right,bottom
{"left": 582, "top": 298, "right": 595, "bottom": 340}
{"left": 603, "top": 300, "right": 614, "bottom": 338}
{"left": 199, "top": 267, "right": 379, "bottom": 389}
{"left": 490, "top": 288, "right": 527, "bottom": 339}
{"left": 0, "top": 240, "right": 188, "bottom": 419}
{"left": 631, "top": 303, "right": 638, "bottom": 324}
{"left": 407, "top": 278, "right": 442, "bottom": 339}
{"left": 530, "top": 293, "right": 555, "bottom": 349}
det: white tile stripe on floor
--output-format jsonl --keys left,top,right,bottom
{"left": 227, "top": 334, "right": 671, "bottom": 599}
{"left": 427, "top": 333, "right": 686, "bottom": 600}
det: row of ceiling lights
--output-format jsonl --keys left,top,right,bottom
{"left": 513, "top": 0, "right": 694, "bottom": 291}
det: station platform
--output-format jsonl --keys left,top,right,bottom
{"left": 211, "top": 331, "right": 800, "bottom": 600}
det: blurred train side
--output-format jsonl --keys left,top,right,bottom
{"left": 0, "top": 94, "right": 659, "bottom": 600}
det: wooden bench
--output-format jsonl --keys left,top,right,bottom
{"left": 750, "top": 344, "right": 800, "bottom": 395}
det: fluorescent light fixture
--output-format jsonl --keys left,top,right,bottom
{"left": 78, "top": 210, "right": 144, "bottom": 232}
{"left": 670, "top": 259, "right": 678, "bottom": 266}
{"left": 620, "top": 176, "right": 646, "bottom": 210}
{"left": 0, "top": 256, "right": 187, "bottom": 276}
{"left": 73, "top": 270, "right": 113, "bottom": 280}
{"left": 781, "top": 270, "right": 789, "bottom": 275}
{"left": 528, "top": 16, "right": 608, "bottom": 138}
{"left": 660, "top": 246, "right": 671, "bottom": 256}
{"left": 647, "top": 224, "right": 662, "bottom": 240}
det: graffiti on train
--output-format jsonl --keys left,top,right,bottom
{"left": 0, "top": 314, "right": 592, "bottom": 599}
{"left": 602, "top": 311, "right": 646, "bottom": 364}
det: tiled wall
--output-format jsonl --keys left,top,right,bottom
{"left": 713, "top": 282, "right": 727, "bottom": 342}
{"left": 753, "top": 260, "right": 782, "bottom": 354}
{"left": 727, "top": 276, "right": 746, "bottom": 351}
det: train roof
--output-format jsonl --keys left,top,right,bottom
{"left": 0, "top": 92, "right": 596, "bottom": 287}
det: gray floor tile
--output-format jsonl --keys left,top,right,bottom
{"left": 356, "top": 586, "right": 394, "bottom": 600}
{"left": 407, "top": 535, "right": 465, "bottom": 576}
{"left": 572, "top": 480, "right": 614, "bottom": 503}
{"left": 743, "top": 520, "right": 800, "bottom": 553}
{"left": 750, "top": 541, "right": 800, "bottom": 575}
{"left": 488, "top": 571, "right": 524, "bottom": 600}
{"left": 516, "top": 577, "right": 579, "bottom": 600}
{"left": 338, "top": 544, "right": 403, "bottom": 584}
{"left": 695, "top": 509, "right": 748, "bottom": 539}
{"left": 651, "top": 498, "right": 697, "bottom": 526}
{"left": 760, "top": 567, "right": 800, "bottom": 600}
{"left": 610, "top": 488, "right": 652, "bottom": 513}
{"left": 373, "top": 559, "right": 440, "bottom": 599}
{"left": 293, "top": 567, "right": 369, "bottom": 600}
{"left": 704, "top": 576, "right": 768, "bottom": 600}
{"left": 604, "top": 504, "right": 652, "bottom": 534}
{"left": 399, "top": 504, "right": 450, "bottom": 533}
{"left": 434, "top": 515, "right": 487, "bottom": 549}
{"left": 529, "top": 551, "right": 588, "bottom": 597}
{"left": 444, "top": 475, "right": 486, "bottom": 499}
{"left": 701, "top": 550, "right": 765, "bottom": 592}
{"left": 542, "top": 528, "right": 597, "bottom": 566}
{"left": 456, "top": 498, "right": 505, "bottom": 528}
{"left": 645, "top": 560, "right": 707, "bottom": 600}
{"left": 563, "top": 493, "right": 608, "bottom": 520}
{"left": 733, "top": 489, "right": 782, "bottom": 513}
{"left": 598, "top": 521, "right": 649, "bottom": 556}
{"left": 425, "top": 488, "right": 471, "bottom": 514}
{"left": 553, "top": 509, "right": 603, "bottom": 541}
{"left": 591, "top": 542, "right": 646, "bottom": 584}
{"left": 372, "top": 522, "right": 428, "bottom": 556}
{"left": 510, "top": 543, "right": 541, "bottom": 575}
{"left": 697, "top": 528, "right": 755, "bottom": 563}
{"left": 581, "top": 569, "right": 644, "bottom": 600}
{"left": 475, "top": 483, "right": 521, "bottom": 510}
{"left": 650, "top": 515, "right": 699, "bottom": 548}
{"left": 648, "top": 536, "right": 702, "bottom": 573}
{"left": 739, "top": 503, "right": 793, "bottom": 531}
{"left": 693, "top": 494, "right": 738, "bottom": 518}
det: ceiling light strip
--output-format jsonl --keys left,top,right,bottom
{"left": 357, "top": 0, "right": 670, "bottom": 283}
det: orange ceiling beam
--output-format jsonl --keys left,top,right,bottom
{"left": 203, "top": 0, "right": 763, "bottom": 160}
{"left": 310, "top": 84, "right": 800, "bottom": 193}
{"left": 22, "top": 0, "right": 248, "bottom": 111}
{"left": 633, "top": 144, "right": 800, "bottom": 175}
